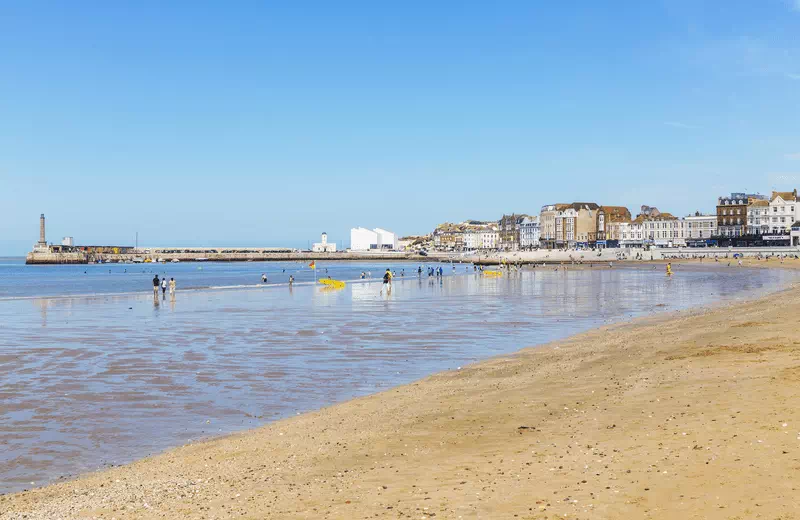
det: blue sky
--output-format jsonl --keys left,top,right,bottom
{"left": 1, "top": 1, "right": 799, "bottom": 254}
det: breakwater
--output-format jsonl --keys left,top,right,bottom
{"left": 25, "top": 250, "right": 424, "bottom": 265}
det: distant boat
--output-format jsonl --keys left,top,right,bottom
{"left": 144, "top": 258, "right": 153, "bottom": 263}
{"left": 196, "top": 257, "right": 208, "bottom": 262}
{"left": 171, "top": 259, "right": 180, "bottom": 263}
{"left": 132, "top": 257, "right": 144, "bottom": 263}
{"left": 157, "top": 258, "right": 165, "bottom": 263}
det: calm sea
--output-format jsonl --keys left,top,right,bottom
{"left": 0, "top": 258, "right": 795, "bottom": 493}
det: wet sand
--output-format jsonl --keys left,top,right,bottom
{"left": 3, "top": 266, "right": 800, "bottom": 519}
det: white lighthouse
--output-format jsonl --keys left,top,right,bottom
{"left": 312, "top": 232, "right": 337, "bottom": 253}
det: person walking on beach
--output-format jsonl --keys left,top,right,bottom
{"left": 161, "top": 277, "right": 167, "bottom": 297}
{"left": 289, "top": 275, "right": 294, "bottom": 286}
{"left": 169, "top": 277, "right": 176, "bottom": 296}
{"left": 380, "top": 268, "right": 392, "bottom": 295}
{"left": 152, "top": 275, "right": 160, "bottom": 298}
{"left": 261, "top": 273, "right": 267, "bottom": 283}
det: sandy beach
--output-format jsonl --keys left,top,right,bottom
{"left": 3, "top": 264, "right": 800, "bottom": 519}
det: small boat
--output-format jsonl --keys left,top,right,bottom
{"left": 132, "top": 257, "right": 144, "bottom": 263}
{"left": 196, "top": 258, "right": 208, "bottom": 262}
{"left": 171, "top": 259, "right": 180, "bottom": 263}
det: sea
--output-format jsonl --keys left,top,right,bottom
{"left": 0, "top": 256, "right": 796, "bottom": 494}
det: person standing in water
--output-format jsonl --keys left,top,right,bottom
{"left": 380, "top": 268, "right": 392, "bottom": 295}
{"left": 261, "top": 273, "right": 267, "bottom": 283}
{"left": 152, "top": 275, "right": 160, "bottom": 298}
{"left": 289, "top": 275, "right": 294, "bottom": 286}
{"left": 161, "top": 277, "right": 167, "bottom": 297}
{"left": 169, "top": 277, "right": 176, "bottom": 296}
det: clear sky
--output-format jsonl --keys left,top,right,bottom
{"left": 2, "top": 1, "right": 799, "bottom": 254}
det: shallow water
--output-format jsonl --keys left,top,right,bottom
{"left": 0, "top": 261, "right": 796, "bottom": 494}
{"left": 0, "top": 257, "right": 445, "bottom": 299}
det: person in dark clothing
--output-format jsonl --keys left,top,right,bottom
{"left": 152, "top": 275, "right": 160, "bottom": 297}
{"left": 380, "top": 268, "right": 392, "bottom": 295}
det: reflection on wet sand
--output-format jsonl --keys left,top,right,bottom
{"left": 0, "top": 265, "right": 797, "bottom": 494}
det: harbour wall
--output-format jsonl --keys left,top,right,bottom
{"left": 25, "top": 250, "right": 425, "bottom": 265}
{"left": 27, "top": 246, "right": 800, "bottom": 265}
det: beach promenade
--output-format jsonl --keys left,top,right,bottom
{"left": 3, "top": 262, "right": 800, "bottom": 519}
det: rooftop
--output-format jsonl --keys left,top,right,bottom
{"left": 771, "top": 190, "right": 797, "bottom": 202}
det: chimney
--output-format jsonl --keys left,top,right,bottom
{"left": 39, "top": 214, "right": 46, "bottom": 245}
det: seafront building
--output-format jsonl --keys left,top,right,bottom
{"left": 768, "top": 190, "right": 798, "bottom": 234}
{"left": 747, "top": 200, "right": 770, "bottom": 235}
{"left": 684, "top": 213, "right": 717, "bottom": 246}
{"left": 498, "top": 214, "right": 531, "bottom": 251}
{"left": 596, "top": 206, "right": 632, "bottom": 248}
{"left": 716, "top": 192, "right": 768, "bottom": 237}
{"left": 519, "top": 216, "right": 540, "bottom": 249}
{"left": 553, "top": 203, "right": 599, "bottom": 248}
{"left": 633, "top": 206, "right": 686, "bottom": 247}
{"left": 432, "top": 221, "right": 499, "bottom": 252}
{"left": 792, "top": 221, "right": 800, "bottom": 246}
{"left": 539, "top": 204, "right": 567, "bottom": 249}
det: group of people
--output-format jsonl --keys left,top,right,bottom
{"left": 422, "top": 266, "right": 444, "bottom": 277}
{"left": 152, "top": 275, "right": 176, "bottom": 298}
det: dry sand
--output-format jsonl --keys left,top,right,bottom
{"left": 3, "top": 265, "right": 800, "bottom": 519}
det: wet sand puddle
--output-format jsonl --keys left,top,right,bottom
{"left": 0, "top": 264, "right": 797, "bottom": 493}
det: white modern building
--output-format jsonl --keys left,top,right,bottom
{"left": 61, "top": 236, "right": 74, "bottom": 247}
{"left": 519, "top": 216, "right": 540, "bottom": 249}
{"left": 350, "top": 227, "right": 396, "bottom": 251}
{"left": 374, "top": 228, "right": 396, "bottom": 250}
{"left": 312, "top": 232, "right": 337, "bottom": 253}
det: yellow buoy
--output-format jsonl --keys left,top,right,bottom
{"left": 483, "top": 270, "right": 503, "bottom": 277}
